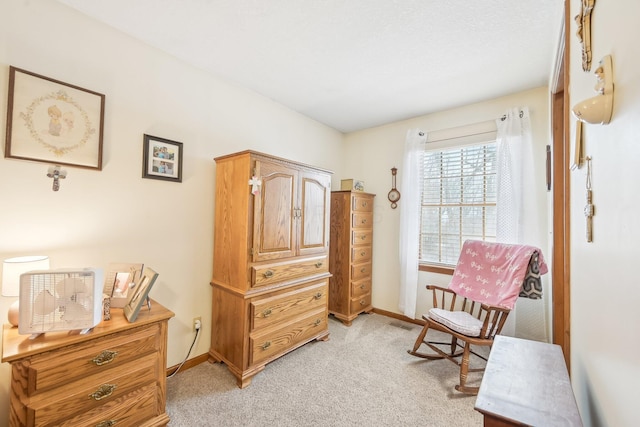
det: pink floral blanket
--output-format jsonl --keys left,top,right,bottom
{"left": 448, "top": 240, "right": 548, "bottom": 310}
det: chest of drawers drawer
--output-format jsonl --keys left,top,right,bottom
{"left": 25, "top": 324, "right": 160, "bottom": 395}
{"left": 351, "top": 262, "right": 372, "bottom": 281}
{"left": 351, "top": 230, "right": 372, "bottom": 246}
{"left": 350, "top": 293, "right": 372, "bottom": 313}
{"left": 351, "top": 278, "right": 371, "bottom": 298}
{"left": 351, "top": 246, "right": 372, "bottom": 263}
{"left": 352, "top": 212, "right": 372, "bottom": 228}
{"left": 26, "top": 353, "right": 158, "bottom": 426}
{"left": 251, "top": 256, "right": 328, "bottom": 288}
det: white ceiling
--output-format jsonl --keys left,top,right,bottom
{"left": 56, "top": 0, "right": 563, "bottom": 133}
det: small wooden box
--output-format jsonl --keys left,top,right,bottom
{"left": 340, "top": 179, "right": 365, "bottom": 191}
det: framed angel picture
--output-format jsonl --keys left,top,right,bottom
{"left": 4, "top": 66, "right": 105, "bottom": 169}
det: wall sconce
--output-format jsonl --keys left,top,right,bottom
{"left": 47, "top": 165, "right": 67, "bottom": 191}
{"left": 572, "top": 55, "right": 614, "bottom": 125}
{"left": 2, "top": 255, "right": 50, "bottom": 326}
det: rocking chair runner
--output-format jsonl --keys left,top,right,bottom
{"left": 407, "top": 240, "right": 548, "bottom": 395}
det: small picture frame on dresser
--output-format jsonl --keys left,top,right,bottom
{"left": 124, "top": 267, "right": 159, "bottom": 322}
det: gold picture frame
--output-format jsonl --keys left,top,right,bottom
{"left": 5, "top": 66, "right": 105, "bottom": 169}
{"left": 123, "top": 267, "right": 159, "bottom": 322}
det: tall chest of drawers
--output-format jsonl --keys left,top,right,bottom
{"left": 328, "top": 191, "right": 375, "bottom": 326}
{"left": 210, "top": 150, "right": 332, "bottom": 388}
{"left": 1, "top": 300, "right": 174, "bottom": 427}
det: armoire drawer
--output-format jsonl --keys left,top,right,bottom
{"left": 251, "top": 256, "right": 328, "bottom": 288}
{"left": 250, "top": 280, "right": 328, "bottom": 330}
{"left": 351, "top": 246, "right": 372, "bottom": 263}
{"left": 25, "top": 324, "right": 160, "bottom": 394}
{"left": 249, "top": 308, "right": 328, "bottom": 365}
{"left": 351, "top": 279, "right": 371, "bottom": 298}
{"left": 352, "top": 212, "right": 373, "bottom": 228}
{"left": 27, "top": 353, "right": 158, "bottom": 425}
{"left": 351, "top": 230, "right": 372, "bottom": 246}
{"left": 351, "top": 262, "right": 372, "bottom": 281}
{"left": 350, "top": 293, "right": 372, "bottom": 313}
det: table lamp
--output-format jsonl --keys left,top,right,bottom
{"left": 2, "top": 255, "right": 50, "bottom": 326}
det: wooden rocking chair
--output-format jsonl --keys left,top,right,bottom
{"left": 407, "top": 240, "right": 547, "bottom": 395}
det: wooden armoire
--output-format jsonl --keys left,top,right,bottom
{"left": 328, "top": 191, "right": 375, "bottom": 325}
{"left": 209, "top": 150, "right": 332, "bottom": 388}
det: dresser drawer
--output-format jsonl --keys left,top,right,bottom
{"left": 351, "top": 262, "right": 372, "bottom": 281}
{"left": 351, "top": 246, "right": 372, "bottom": 263}
{"left": 25, "top": 323, "right": 160, "bottom": 395}
{"left": 57, "top": 383, "right": 158, "bottom": 427}
{"left": 352, "top": 195, "right": 373, "bottom": 212}
{"left": 250, "top": 307, "right": 327, "bottom": 365}
{"left": 352, "top": 212, "right": 372, "bottom": 228}
{"left": 351, "top": 278, "right": 371, "bottom": 298}
{"left": 351, "top": 230, "right": 372, "bottom": 246}
{"left": 350, "top": 293, "right": 372, "bottom": 313}
{"left": 251, "top": 280, "right": 328, "bottom": 330}
{"left": 252, "top": 256, "right": 328, "bottom": 288}
{"left": 28, "top": 353, "right": 158, "bottom": 426}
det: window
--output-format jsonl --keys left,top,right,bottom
{"left": 419, "top": 141, "right": 497, "bottom": 267}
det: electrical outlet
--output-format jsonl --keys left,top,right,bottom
{"left": 193, "top": 316, "right": 202, "bottom": 332}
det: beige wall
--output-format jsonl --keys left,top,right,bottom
{"left": 0, "top": 1, "right": 344, "bottom": 423}
{"left": 343, "top": 87, "right": 551, "bottom": 338}
{"left": 569, "top": 1, "right": 640, "bottom": 426}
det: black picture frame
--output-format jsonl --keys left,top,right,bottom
{"left": 142, "top": 134, "right": 183, "bottom": 182}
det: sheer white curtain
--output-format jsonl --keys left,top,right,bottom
{"left": 496, "top": 107, "right": 531, "bottom": 243}
{"left": 398, "top": 129, "right": 427, "bottom": 319}
{"left": 495, "top": 107, "right": 545, "bottom": 339}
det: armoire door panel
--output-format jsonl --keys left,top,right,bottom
{"left": 253, "top": 160, "right": 297, "bottom": 262}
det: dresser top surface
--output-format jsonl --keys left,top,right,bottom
{"left": 2, "top": 299, "right": 174, "bottom": 363}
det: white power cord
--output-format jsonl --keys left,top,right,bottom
{"left": 167, "top": 320, "right": 201, "bottom": 379}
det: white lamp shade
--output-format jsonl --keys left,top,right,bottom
{"left": 2, "top": 256, "right": 50, "bottom": 296}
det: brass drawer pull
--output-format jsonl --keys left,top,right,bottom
{"left": 360, "top": 267, "right": 366, "bottom": 273}
{"left": 92, "top": 350, "right": 118, "bottom": 366}
{"left": 89, "top": 384, "right": 117, "bottom": 401}
{"left": 361, "top": 218, "right": 367, "bottom": 224}
{"left": 261, "top": 341, "right": 271, "bottom": 350}
{"left": 360, "top": 251, "right": 366, "bottom": 256}
{"left": 314, "top": 292, "right": 323, "bottom": 300}
{"left": 96, "top": 421, "right": 117, "bottom": 427}
{"left": 263, "top": 270, "right": 274, "bottom": 279}
{"left": 313, "top": 319, "right": 321, "bottom": 327}
{"left": 361, "top": 201, "right": 368, "bottom": 207}
{"left": 360, "top": 284, "right": 366, "bottom": 290}
{"left": 315, "top": 261, "right": 323, "bottom": 268}
{"left": 360, "top": 300, "right": 366, "bottom": 306}
{"left": 262, "top": 308, "right": 272, "bottom": 318}
{"left": 360, "top": 235, "right": 367, "bottom": 240}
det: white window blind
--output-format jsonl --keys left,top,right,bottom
{"left": 420, "top": 142, "right": 497, "bottom": 266}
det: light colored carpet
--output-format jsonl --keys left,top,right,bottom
{"left": 166, "top": 313, "right": 486, "bottom": 426}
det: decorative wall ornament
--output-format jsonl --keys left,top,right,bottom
{"left": 5, "top": 66, "right": 105, "bottom": 169}
{"left": 575, "top": 0, "right": 596, "bottom": 72}
{"left": 572, "top": 55, "right": 614, "bottom": 125}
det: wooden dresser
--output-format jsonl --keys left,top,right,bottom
{"left": 210, "top": 150, "right": 332, "bottom": 388}
{"left": 1, "top": 300, "right": 174, "bottom": 427}
{"left": 328, "top": 191, "right": 375, "bottom": 326}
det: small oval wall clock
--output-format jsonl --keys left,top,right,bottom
{"left": 388, "top": 167, "right": 401, "bottom": 209}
